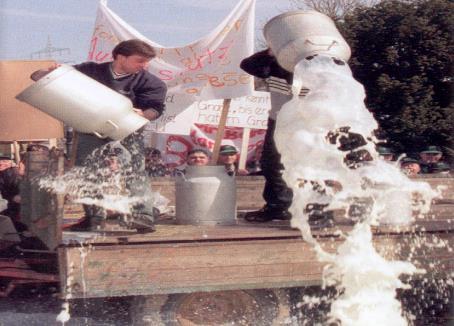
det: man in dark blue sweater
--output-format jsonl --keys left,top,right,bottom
{"left": 32, "top": 39, "right": 167, "bottom": 164}
{"left": 31, "top": 39, "right": 167, "bottom": 232}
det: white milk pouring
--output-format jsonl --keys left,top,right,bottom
{"left": 274, "top": 55, "right": 436, "bottom": 325}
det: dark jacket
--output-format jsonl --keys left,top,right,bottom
{"left": 240, "top": 49, "right": 293, "bottom": 84}
{"left": 74, "top": 62, "right": 167, "bottom": 117}
{"left": 0, "top": 167, "right": 22, "bottom": 219}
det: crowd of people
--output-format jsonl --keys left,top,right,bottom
{"left": 143, "top": 144, "right": 261, "bottom": 177}
{"left": 0, "top": 143, "right": 51, "bottom": 236}
{"left": 1, "top": 140, "right": 450, "bottom": 236}
{"left": 141, "top": 144, "right": 452, "bottom": 178}
{"left": 377, "top": 145, "right": 451, "bottom": 176}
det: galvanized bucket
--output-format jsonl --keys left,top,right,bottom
{"left": 263, "top": 10, "right": 351, "bottom": 72}
{"left": 175, "top": 165, "right": 237, "bottom": 226}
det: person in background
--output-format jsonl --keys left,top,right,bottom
{"left": 0, "top": 153, "right": 22, "bottom": 221}
{"left": 400, "top": 157, "right": 421, "bottom": 176}
{"left": 377, "top": 146, "right": 395, "bottom": 161}
{"left": 0, "top": 145, "right": 51, "bottom": 223}
{"left": 419, "top": 146, "right": 449, "bottom": 174}
{"left": 172, "top": 148, "right": 210, "bottom": 176}
{"left": 30, "top": 39, "right": 167, "bottom": 232}
{"left": 186, "top": 148, "right": 210, "bottom": 167}
{"left": 217, "top": 145, "right": 249, "bottom": 176}
{"left": 246, "top": 143, "right": 263, "bottom": 175}
{"left": 430, "top": 162, "right": 451, "bottom": 175}
{"left": 145, "top": 148, "right": 169, "bottom": 177}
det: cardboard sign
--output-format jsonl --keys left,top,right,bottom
{"left": 194, "top": 91, "right": 270, "bottom": 129}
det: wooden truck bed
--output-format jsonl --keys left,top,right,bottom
{"left": 59, "top": 212, "right": 454, "bottom": 299}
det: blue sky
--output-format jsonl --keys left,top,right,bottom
{"left": 0, "top": 0, "right": 293, "bottom": 63}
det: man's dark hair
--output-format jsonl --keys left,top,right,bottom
{"left": 187, "top": 148, "right": 210, "bottom": 157}
{"left": 112, "top": 39, "right": 156, "bottom": 59}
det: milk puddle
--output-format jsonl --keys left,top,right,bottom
{"left": 275, "top": 55, "right": 449, "bottom": 325}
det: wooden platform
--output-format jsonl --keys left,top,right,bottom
{"left": 42, "top": 175, "right": 452, "bottom": 299}
{"left": 58, "top": 209, "right": 454, "bottom": 299}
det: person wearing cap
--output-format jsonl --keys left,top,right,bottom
{"left": 419, "top": 146, "right": 443, "bottom": 164}
{"left": 377, "top": 146, "right": 395, "bottom": 161}
{"left": 400, "top": 157, "right": 421, "bottom": 176}
{"left": 217, "top": 145, "right": 248, "bottom": 176}
{"left": 145, "top": 148, "right": 170, "bottom": 177}
{"left": 419, "top": 146, "right": 447, "bottom": 174}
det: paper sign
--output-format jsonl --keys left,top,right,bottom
{"left": 194, "top": 91, "right": 270, "bottom": 129}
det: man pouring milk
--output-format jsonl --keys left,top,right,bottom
{"left": 27, "top": 39, "right": 167, "bottom": 232}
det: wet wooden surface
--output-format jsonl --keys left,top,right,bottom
{"left": 58, "top": 176, "right": 454, "bottom": 299}
{"left": 59, "top": 216, "right": 454, "bottom": 299}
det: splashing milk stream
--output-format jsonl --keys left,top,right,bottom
{"left": 274, "top": 56, "right": 437, "bottom": 325}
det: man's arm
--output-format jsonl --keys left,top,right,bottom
{"left": 135, "top": 75, "right": 167, "bottom": 121}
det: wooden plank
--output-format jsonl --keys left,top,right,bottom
{"left": 61, "top": 213, "right": 454, "bottom": 246}
{"left": 210, "top": 99, "right": 231, "bottom": 165}
{"left": 59, "top": 231, "right": 454, "bottom": 299}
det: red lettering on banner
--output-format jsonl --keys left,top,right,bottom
{"left": 88, "top": 36, "right": 111, "bottom": 62}
{"left": 166, "top": 135, "right": 193, "bottom": 167}
{"left": 158, "top": 70, "right": 173, "bottom": 81}
{"left": 196, "top": 124, "right": 217, "bottom": 134}
{"left": 181, "top": 56, "right": 203, "bottom": 71}
{"left": 250, "top": 129, "right": 266, "bottom": 137}
{"left": 234, "top": 19, "right": 243, "bottom": 31}
{"left": 224, "top": 129, "right": 241, "bottom": 139}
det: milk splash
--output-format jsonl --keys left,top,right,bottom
{"left": 40, "top": 138, "right": 161, "bottom": 227}
{"left": 274, "top": 55, "right": 437, "bottom": 325}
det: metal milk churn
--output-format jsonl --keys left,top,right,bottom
{"left": 15, "top": 65, "right": 148, "bottom": 141}
{"left": 175, "top": 165, "right": 237, "bottom": 225}
{"left": 264, "top": 10, "right": 351, "bottom": 72}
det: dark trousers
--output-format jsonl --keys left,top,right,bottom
{"left": 260, "top": 118, "right": 293, "bottom": 211}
